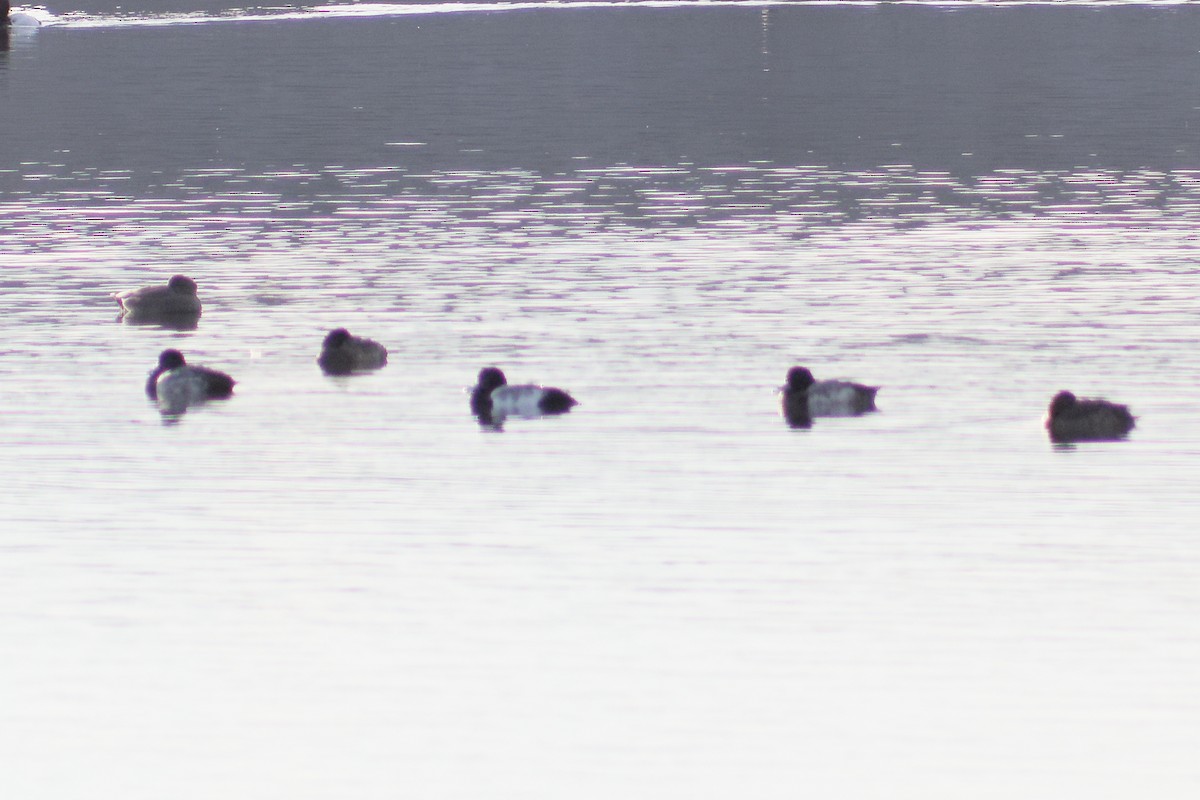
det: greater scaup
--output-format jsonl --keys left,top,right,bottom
{"left": 470, "top": 366, "right": 577, "bottom": 424}
{"left": 781, "top": 366, "right": 879, "bottom": 426}
{"left": 147, "top": 349, "right": 235, "bottom": 410}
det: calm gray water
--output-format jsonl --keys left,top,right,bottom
{"left": 3, "top": 2, "right": 1200, "bottom": 797}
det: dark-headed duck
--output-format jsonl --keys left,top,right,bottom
{"left": 470, "top": 366, "right": 577, "bottom": 423}
{"left": 781, "top": 366, "right": 878, "bottom": 426}
{"left": 146, "top": 349, "right": 235, "bottom": 409}
{"left": 317, "top": 328, "right": 388, "bottom": 375}
{"left": 1046, "top": 390, "right": 1134, "bottom": 442}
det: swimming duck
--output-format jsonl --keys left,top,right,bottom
{"left": 1045, "top": 390, "right": 1135, "bottom": 442}
{"left": 470, "top": 366, "right": 577, "bottom": 422}
{"left": 317, "top": 328, "right": 388, "bottom": 375}
{"left": 781, "top": 366, "right": 879, "bottom": 425}
{"left": 113, "top": 275, "right": 202, "bottom": 322}
{"left": 146, "top": 349, "right": 235, "bottom": 407}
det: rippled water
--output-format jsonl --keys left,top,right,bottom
{"left": 3, "top": 3, "right": 1200, "bottom": 797}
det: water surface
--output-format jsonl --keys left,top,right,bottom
{"left": 2, "top": 3, "right": 1200, "bottom": 798}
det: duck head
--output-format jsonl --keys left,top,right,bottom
{"left": 785, "top": 366, "right": 815, "bottom": 392}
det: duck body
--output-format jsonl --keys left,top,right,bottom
{"left": 114, "top": 275, "right": 202, "bottom": 322}
{"left": 146, "top": 349, "right": 235, "bottom": 404}
{"left": 317, "top": 328, "right": 388, "bottom": 375}
{"left": 1046, "top": 390, "right": 1134, "bottom": 442}
{"left": 782, "top": 366, "right": 878, "bottom": 425}
{"left": 470, "top": 367, "right": 577, "bottom": 423}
